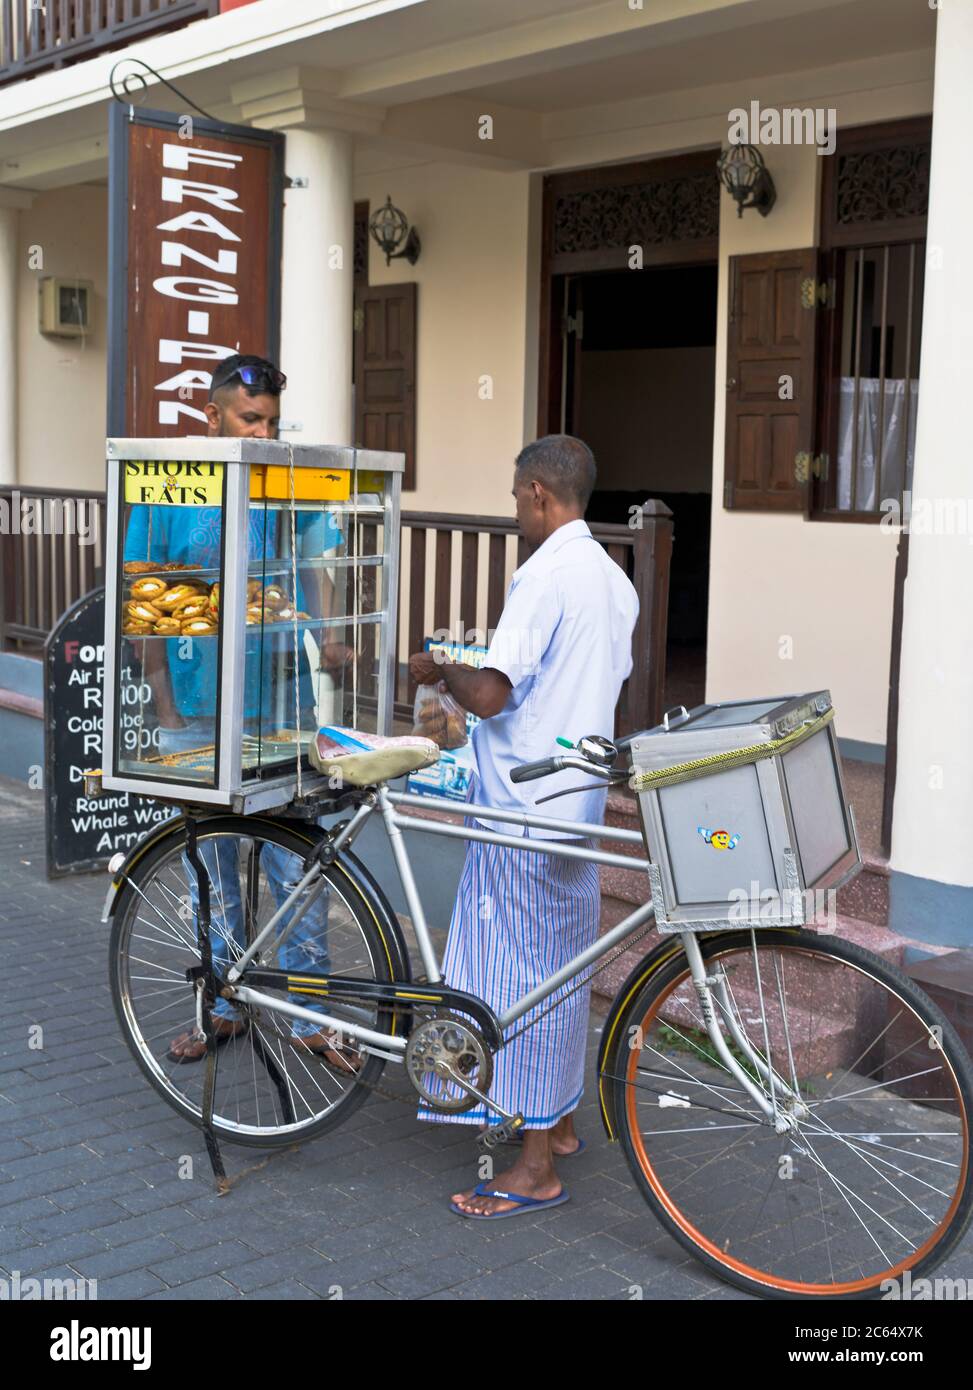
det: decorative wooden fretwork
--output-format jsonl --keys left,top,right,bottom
{"left": 835, "top": 142, "right": 930, "bottom": 226}
{"left": 553, "top": 171, "right": 720, "bottom": 255}
{"left": 354, "top": 203, "right": 369, "bottom": 284}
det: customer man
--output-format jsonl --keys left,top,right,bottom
{"left": 408, "top": 434, "right": 639, "bottom": 1217}
{"left": 124, "top": 354, "right": 355, "bottom": 1069}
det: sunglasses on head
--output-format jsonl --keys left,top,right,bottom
{"left": 225, "top": 365, "right": 287, "bottom": 393}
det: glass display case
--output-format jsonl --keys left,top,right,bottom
{"left": 101, "top": 438, "right": 402, "bottom": 811}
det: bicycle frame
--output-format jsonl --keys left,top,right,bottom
{"left": 222, "top": 785, "right": 799, "bottom": 1126}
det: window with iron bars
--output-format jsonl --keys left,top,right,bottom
{"left": 812, "top": 118, "right": 930, "bottom": 521}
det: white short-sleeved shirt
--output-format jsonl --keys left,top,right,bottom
{"left": 471, "top": 518, "right": 639, "bottom": 840}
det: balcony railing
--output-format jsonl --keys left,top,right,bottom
{"left": 0, "top": 0, "right": 220, "bottom": 85}
{"left": 0, "top": 493, "right": 673, "bottom": 741}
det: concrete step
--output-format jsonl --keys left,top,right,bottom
{"left": 836, "top": 851, "right": 889, "bottom": 926}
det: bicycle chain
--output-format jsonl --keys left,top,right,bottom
{"left": 341, "top": 922, "right": 657, "bottom": 1109}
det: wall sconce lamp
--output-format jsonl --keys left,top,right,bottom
{"left": 369, "top": 195, "right": 421, "bottom": 266}
{"left": 717, "top": 144, "right": 776, "bottom": 218}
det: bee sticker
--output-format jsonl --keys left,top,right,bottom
{"left": 698, "top": 826, "right": 740, "bottom": 851}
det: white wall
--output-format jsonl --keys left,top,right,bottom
{"left": 355, "top": 161, "right": 532, "bottom": 518}
{"left": 705, "top": 142, "right": 900, "bottom": 745}
{"left": 17, "top": 185, "right": 108, "bottom": 493}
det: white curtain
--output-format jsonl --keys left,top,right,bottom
{"left": 836, "top": 377, "right": 919, "bottom": 511}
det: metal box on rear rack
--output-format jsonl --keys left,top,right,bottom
{"left": 100, "top": 438, "right": 403, "bottom": 813}
{"left": 630, "top": 691, "right": 861, "bottom": 931}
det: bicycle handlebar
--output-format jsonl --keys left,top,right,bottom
{"left": 509, "top": 728, "right": 650, "bottom": 785}
{"left": 509, "top": 756, "right": 566, "bottom": 784}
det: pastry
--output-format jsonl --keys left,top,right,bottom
{"left": 162, "top": 562, "right": 201, "bottom": 571}
{"left": 443, "top": 710, "right": 468, "bottom": 749}
{"left": 208, "top": 583, "right": 220, "bottom": 613}
{"left": 123, "top": 560, "right": 157, "bottom": 574}
{"left": 130, "top": 576, "right": 168, "bottom": 601}
{"left": 247, "top": 580, "right": 264, "bottom": 601}
{"left": 125, "top": 599, "right": 163, "bottom": 624}
{"left": 155, "top": 583, "right": 206, "bottom": 612}
{"left": 173, "top": 596, "right": 210, "bottom": 620}
{"left": 262, "top": 584, "right": 288, "bottom": 610}
{"left": 246, "top": 604, "right": 264, "bottom": 626}
{"left": 123, "top": 619, "right": 154, "bottom": 636}
{"left": 154, "top": 616, "right": 182, "bottom": 635}
{"left": 181, "top": 616, "right": 218, "bottom": 636}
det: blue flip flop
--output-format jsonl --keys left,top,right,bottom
{"left": 450, "top": 1181, "right": 570, "bottom": 1220}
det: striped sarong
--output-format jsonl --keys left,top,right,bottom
{"left": 417, "top": 826, "right": 601, "bottom": 1129}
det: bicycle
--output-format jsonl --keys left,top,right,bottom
{"left": 105, "top": 731, "right": 973, "bottom": 1300}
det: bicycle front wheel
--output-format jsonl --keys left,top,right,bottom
{"left": 109, "top": 815, "right": 402, "bottom": 1148}
{"left": 605, "top": 929, "right": 973, "bottom": 1299}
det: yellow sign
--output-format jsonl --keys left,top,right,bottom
{"left": 124, "top": 460, "right": 224, "bottom": 506}
{"left": 249, "top": 466, "right": 351, "bottom": 501}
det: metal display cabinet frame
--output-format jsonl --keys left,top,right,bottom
{"left": 630, "top": 691, "right": 862, "bottom": 932}
{"left": 101, "top": 438, "right": 403, "bottom": 813}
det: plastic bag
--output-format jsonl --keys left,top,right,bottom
{"left": 412, "top": 681, "right": 468, "bottom": 750}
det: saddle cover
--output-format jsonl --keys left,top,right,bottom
{"left": 310, "top": 725, "right": 440, "bottom": 787}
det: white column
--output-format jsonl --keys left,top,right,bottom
{"left": 890, "top": 2, "right": 973, "bottom": 940}
{"left": 279, "top": 128, "right": 354, "bottom": 444}
{"left": 0, "top": 206, "right": 19, "bottom": 485}
{"left": 232, "top": 71, "right": 384, "bottom": 447}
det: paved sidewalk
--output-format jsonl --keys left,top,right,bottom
{"left": 1, "top": 777, "right": 971, "bottom": 1301}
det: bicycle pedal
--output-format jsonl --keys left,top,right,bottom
{"left": 480, "top": 1115, "right": 525, "bottom": 1149}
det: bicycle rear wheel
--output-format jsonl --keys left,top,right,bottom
{"left": 109, "top": 815, "right": 402, "bottom": 1148}
{"left": 604, "top": 929, "right": 973, "bottom": 1299}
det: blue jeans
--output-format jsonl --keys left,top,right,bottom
{"left": 159, "top": 720, "right": 331, "bottom": 1038}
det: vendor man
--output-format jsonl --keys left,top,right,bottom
{"left": 409, "top": 434, "right": 639, "bottom": 1218}
{"left": 124, "top": 354, "right": 356, "bottom": 1071}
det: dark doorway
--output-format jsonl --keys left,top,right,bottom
{"left": 556, "top": 262, "right": 718, "bottom": 710}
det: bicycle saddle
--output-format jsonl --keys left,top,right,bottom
{"left": 309, "top": 725, "right": 440, "bottom": 786}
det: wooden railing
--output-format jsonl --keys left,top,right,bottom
{"left": 0, "top": 494, "right": 673, "bottom": 740}
{"left": 393, "top": 501, "right": 673, "bottom": 738}
{"left": 0, "top": 486, "right": 106, "bottom": 649}
{"left": 0, "top": 0, "right": 220, "bottom": 84}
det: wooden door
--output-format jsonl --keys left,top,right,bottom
{"left": 724, "top": 248, "right": 822, "bottom": 511}
{"left": 354, "top": 283, "right": 417, "bottom": 490}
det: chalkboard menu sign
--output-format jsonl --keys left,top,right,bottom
{"left": 45, "top": 588, "right": 174, "bottom": 877}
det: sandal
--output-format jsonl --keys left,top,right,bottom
{"left": 289, "top": 1029, "right": 364, "bottom": 1075}
{"left": 450, "top": 1181, "right": 570, "bottom": 1220}
{"left": 166, "top": 1016, "right": 247, "bottom": 1065}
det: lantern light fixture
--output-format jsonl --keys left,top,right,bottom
{"left": 716, "top": 143, "right": 777, "bottom": 218}
{"left": 369, "top": 195, "right": 421, "bottom": 266}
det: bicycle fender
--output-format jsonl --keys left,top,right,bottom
{"left": 595, "top": 936, "right": 685, "bottom": 1141}
{"left": 328, "top": 847, "right": 413, "bottom": 987}
{"left": 101, "top": 815, "right": 414, "bottom": 997}
{"left": 100, "top": 813, "right": 409, "bottom": 983}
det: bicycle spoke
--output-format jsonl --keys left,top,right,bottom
{"left": 113, "top": 825, "right": 389, "bottom": 1144}
{"left": 617, "top": 935, "right": 971, "bottom": 1294}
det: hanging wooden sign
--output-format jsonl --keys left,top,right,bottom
{"left": 108, "top": 105, "right": 284, "bottom": 437}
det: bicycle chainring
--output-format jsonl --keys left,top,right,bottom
{"left": 404, "top": 1013, "right": 493, "bottom": 1113}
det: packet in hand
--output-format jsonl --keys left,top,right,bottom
{"left": 412, "top": 681, "right": 468, "bottom": 750}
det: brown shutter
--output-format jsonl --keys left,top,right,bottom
{"left": 354, "top": 282, "right": 417, "bottom": 491}
{"left": 724, "top": 248, "right": 821, "bottom": 511}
